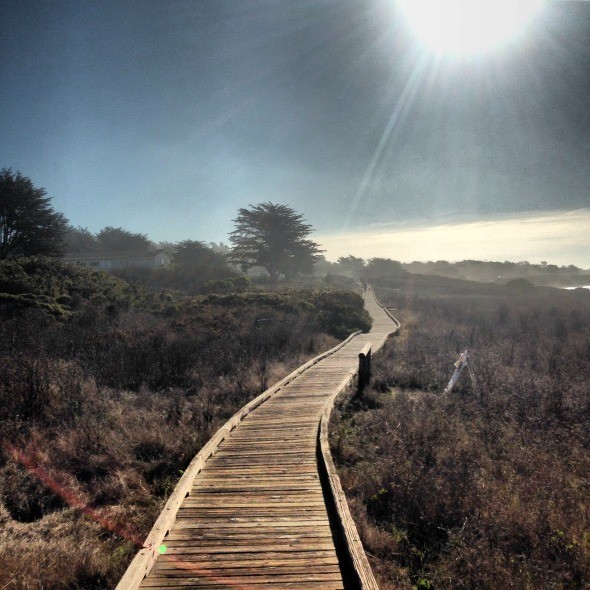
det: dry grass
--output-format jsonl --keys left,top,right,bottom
{"left": 331, "top": 279, "right": 590, "bottom": 590}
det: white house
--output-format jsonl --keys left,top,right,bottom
{"left": 62, "top": 249, "right": 173, "bottom": 271}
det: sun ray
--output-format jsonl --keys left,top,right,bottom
{"left": 343, "top": 52, "right": 431, "bottom": 229}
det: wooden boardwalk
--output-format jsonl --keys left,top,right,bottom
{"left": 118, "top": 289, "right": 398, "bottom": 590}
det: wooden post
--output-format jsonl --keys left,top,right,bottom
{"left": 358, "top": 343, "right": 372, "bottom": 392}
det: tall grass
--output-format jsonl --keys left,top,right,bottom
{"left": 331, "top": 279, "right": 590, "bottom": 589}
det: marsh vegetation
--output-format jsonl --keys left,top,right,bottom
{"left": 331, "top": 275, "right": 590, "bottom": 589}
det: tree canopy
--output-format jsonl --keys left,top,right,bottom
{"left": 96, "top": 226, "right": 152, "bottom": 252}
{"left": 173, "top": 240, "right": 232, "bottom": 276}
{"left": 229, "top": 202, "right": 323, "bottom": 281}
{"left": 64, "top": 226, "right": 99, "bottom": 252}
{"left": 337, "top": 255, "right": 366, "bottom": 278}
{"left": 164, "top": 240, "right": 237, "bottom": 292}
{"left": 64, "top": 226, "right": 154, "bottom": 253}
{"left": 364, "top": 258, "right": 408, "bottom": 281}
{"left": 0, "top": 169, "right": 68, "bottom": 259}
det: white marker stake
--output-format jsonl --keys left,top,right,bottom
{"left": 443, "top": 350, "right": 470, "bottom": 394}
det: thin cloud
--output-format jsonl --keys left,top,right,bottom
{"left": 317, "top": 209, "right": 590, "bottom": 268}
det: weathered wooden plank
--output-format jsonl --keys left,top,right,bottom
{"left": 193, "top": 474, "right": 321, "bottom": 481}
{"left": 142, "top": 583, "right": 344, "bottom": 590}
{"left": 140, "top": 572, "right": 345, "bottom": 586}
{"left": 154, "top": 560, "right": 343, "bottom": 568}
{"left": 170, "top": 523, "right": 331, "bottom": 531}
{"left": 187, "top": 486, "right": 323, "bottom": 492}
{"left": 156, "top": 552, "right": 338, "bottom": 563}
{"left": 157, "top": 549, "right": 338, "bottom": 559}
{"left": 187, "top": 490, "right": 324, "bottom": 498}
{"left": 180, "top": 496, "right": 324, "bottom": 510}
{"left": 166, "top": 530, "right": 334, "bottom": 540}
{"left": 159, "top": 544, "right": 339, "bottom": 553}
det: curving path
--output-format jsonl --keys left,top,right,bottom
{"left": 118, "top": 288, "right": 398, "bottom": 590}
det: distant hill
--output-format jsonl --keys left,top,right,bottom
{"left": 402, "top": 259, "right": 590, "bottom": 288}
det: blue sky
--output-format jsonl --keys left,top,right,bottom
{"left": 1, "top": 1, "right": 590, "bottom": 265}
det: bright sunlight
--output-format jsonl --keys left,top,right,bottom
{"left": 397, "top": 0, "right": 545, "bottom": 57}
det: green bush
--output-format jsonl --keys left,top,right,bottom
{"left": 0, "top": 257, "right": 134, "bottom": 318}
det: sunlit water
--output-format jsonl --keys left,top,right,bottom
{"left": 564, "top": 286, "right": 590, "bottom": 290}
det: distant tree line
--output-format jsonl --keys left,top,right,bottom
{"left": 333, "top": 255, "right": 588, "bottom": 287}
{"left": 5, "top": 168, "right": 584, "bottom": 293}
{"left": 1, "top": 170, "right": 328, "bottom": 288}
{"left": 64, "top": 226, "right": 153, "bottom": 253}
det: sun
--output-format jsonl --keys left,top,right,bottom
{"left": 397, "top": 0, "right": 545, "bottom": 57}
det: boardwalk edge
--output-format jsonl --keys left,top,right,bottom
{"left": 317, "top": 286, "right": 400, "bottom": 590}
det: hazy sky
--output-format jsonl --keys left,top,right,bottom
{"left": 1, "top": 1, "right": 590, "bottom": 265}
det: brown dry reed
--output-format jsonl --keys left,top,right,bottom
{"left": 331, "top": 277, "right": 590, "bottom": 590}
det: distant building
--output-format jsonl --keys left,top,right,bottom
{"left": 62, "top": 249, "right": 173, "bottom": 271}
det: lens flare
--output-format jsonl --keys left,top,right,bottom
{"left": 5, "top": 443, "right": 261, "bottom": 588}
